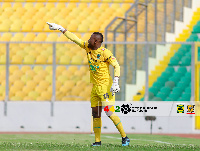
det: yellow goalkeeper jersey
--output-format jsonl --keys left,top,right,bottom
{"left": 63, "top": 31, "right": 120, "bottom": 86}
{"left": 81, "top": 41, "right": 116, "bottom": 86}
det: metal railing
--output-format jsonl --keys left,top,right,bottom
{"left": 0, "top": 41, "right": 195, "bottom": 116}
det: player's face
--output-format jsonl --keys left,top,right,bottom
{"left": 88, "top": 34, "right": 96, "bottom": 49}
{"left": 88, "top": 34, "right": 102, "bottom": 49}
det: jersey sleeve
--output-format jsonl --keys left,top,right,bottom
{"left": 103, "top": 49, "right": 120, "bottom": 77}
{"left": 64, "top": 31, "right": 87, "bottom": 50}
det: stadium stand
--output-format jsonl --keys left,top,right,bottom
{"left": 133, "top": 7, "right": 200, "bottom": 101}
{"left": 0, "top": 1, "right": 134, "bottom": 101}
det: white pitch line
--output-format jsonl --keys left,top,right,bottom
{"left": 101, "top": 135, "right": 172, "bottom": 144}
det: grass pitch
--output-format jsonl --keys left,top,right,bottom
{"left": 0, "top": 134, "right": 199, "bottom": 151}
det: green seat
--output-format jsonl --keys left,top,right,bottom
{"left": 181, "top": 56, "right": 191, "bottom": 66}
{"left": 164, "top": 97, "right": 174, "bottom": 101}
{"left": 140, "top": 97, "right": 144, "bottom": 101}
{"left": 168, "top": 93, "right": 181, "bottom": 100}
{"left": 192, "top": 25, "right": 200, "bottom": 33}
{"left": 178, "top": 47, "right": 188, "bottom": 55}
{"left": 150, "top": 97, "right": 162, "bottom": 101}
{"left": 185, "top": 52, "right": 191, "bottom": 57}
{"left": 177, "top": 67, "right": 187, "bottom": 75}
{"left": 156, "top": 92, "right": 168, "bottom": 100}
{"left": 157, "top": 77, "right": 168, "bottom": 84}
{"left": 169, "top": 56, "right": 179, "bottom": 65}
{"left": 177, "top": 97, "right": 188, "bottom": 101}
{"left": 171, "top": 87, "right": 183, "bottom": 95}
{"left": 181, "top": 93, "right": 191, "bottom": 100}
{"left": 174, "top": 52, "right": 183, "bottom": 60}
{"left": 161, "top": 71, "right": 172, "bottom": 78}
{"left": 160, "top": 86, "right": 171, "bottom": 95}
{"left": 165, "top": 67, "right": 175, "bottom": 74}
{"left": 149, "top": 87, "right": 159, "bottom": 96}
{"left": 169, "top": 76, "right": 180, "bottom": 85}
{"left": 181, "top": 77, "right": 191, "bottom": 84}
{"left": 152, "top": 82, "right": 163, "bottom": 90}
{"left": 181, "top": 44, "right": 191, "bottom": 51}
{"left": 172, "top": 72, "right": 183, "bottom": 79}
{"left": 177, "top": 82, "right": 188, "bottom": 91}
{"left": 186, "top": 34, "right": 198, "bottom": 41}
{"left": 165, "top": 81, "right": 175, "bottom": 90}
{"left": 185, "top": 72, "right": 191, "bottom": 78}
{"left": 184, "top": 87, "right": 191, "bottom": 94}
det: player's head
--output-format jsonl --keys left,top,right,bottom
{"left": 88, "top": 32, "right": 103, "bottom": 50}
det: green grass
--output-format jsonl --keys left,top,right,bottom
{"left": 0, "top": 134, "right": 199, "bottom": 151}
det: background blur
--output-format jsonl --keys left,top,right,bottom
{"left": 0, "top": 0, "right": 199, "bottom": 134}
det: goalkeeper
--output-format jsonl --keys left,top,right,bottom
{"left": 47, "top": 22, "right": 130, "bottom": 146}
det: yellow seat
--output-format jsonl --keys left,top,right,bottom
{"left": 89, "top": 24, "right": 100, "bottom": 32}
{"left": 28, "top": 91, "right": 39, "bottom": 100}
{"left": 13, "top": 80, "right": 25, "bottom": 90}
{"left": 56, "top": 3, "right": 66, "bottom": 9}
{"left": 11, "top": 55, "right": 23, "bottom": 64}
{"left": 22, "top": 33, "right": 36, "bottom": 41}
{"left": 15, "top": 91, "right": 26, "bottom": 99}
{"left": 0, "top": 23, "right": 10, "bottom": 32}
{"left": 24, "top": 3, "right": 34, "bottom": 10}
{"left": 9, "top": 66, "right": 19, "bottom": 74}
{"left": 41, "top": 91, "right": 51, "bottom": 100}
{"left": 0, "top": 55, "right": 6, "bottom": 64}
{"left": 9, "top": 74, "right": 20, "bottom": 85}
{"left": 67, "top": 24, "right": 78, "bottom": 32}
{"left": 59, "top": 56, "right": 71, "bottom": 64}
{"left": 10, "top": 33, "right": 24, "bottom": 41}
{"left": 26, "top": 70, "right": 36, "bottom": 78}
{"left": 111, "top": 3, "right": 121, "bottom": 9}
{"left": 78, "top": 24, "right": 89, "bottom": 32}
{"left": 36, "top": 55, "right": 47, "bottom": 64}
{"left": 71, "top": 86, "right": 81, "bottom": 96}
{"left": 68, "top": 66, "right": 78, "bottom": 73}
{"left": 23, "top": 55, "right": 35, "bottom": 64}
{"left": 34, "top": 33, "right": 47, "bottom": 41}
{"left": 39, "top": 80, "right": 50, "bottom": 90}
{"left": 46, "top": 33, "right": 59, "bottom": 42}
{"left": 22, "top": 22, "right": 33, "bottom": 32}
{"left": 57, "top": 34, "right": 68, "bottom": 42}
{"left": 35, "top": 3, "right": 45, "bottom": 10}
{"left": 21, "top": 74, "right": 32, "bottom": 83}
{"left": 21, "top": 66, "right": 31, "bottom": 73}
{"left": 1, "top": 3, "right": 12, "bottom": 9}
{"left": 33, "top": 75, "right": 44, "bottom": 84}
{"left": 10, "top": 96, "right": 23, "bottom": 101}
{"left": 33, "top": 66, "right": 44, "bottom": 73}
{"left": 71, "top": 55, "right": 83, "bottom": 65}
{"left": 122, "top": 3, "right": 131, "bottom": 11}
{"left": 22, "top": 85, "right": 35, "bottom": 95}
{"left": 45, "top": 3, "right": 55, "bottom": 10}
{"left": 33, "top": 20, "right": 44, "bottom": 32}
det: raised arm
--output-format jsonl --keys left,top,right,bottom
{"left": 46, "top": 22, "right": 85, "bottom": 48}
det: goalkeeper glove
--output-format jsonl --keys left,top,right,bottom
{"left": 110, "top": 77, "right": 120, "bottom": 96}
{"left": 46, "top": 22, "right": 65, "bottom": 32}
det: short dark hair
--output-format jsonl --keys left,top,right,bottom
{"left": 93, "top": 32, "right": 103, "bottom": 43}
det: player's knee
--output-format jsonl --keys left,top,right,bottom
{"left": 92, "top": 111, "right": 101, "bottom": 118}
{"left": 105, "top": 110, "right": 113, "bottom": 117}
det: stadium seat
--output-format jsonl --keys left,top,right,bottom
{"left": 165, "top": 81, "right": 175, "bottom": 90}
{"left": 11, "top": 55, "right": 23, "bottom": 64}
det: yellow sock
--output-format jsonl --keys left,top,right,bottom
{"left": 93, "top": 117, "right": 102, "bottom": 142}
{"left": 109, "top": 113, "right": 126, "bottom": 137}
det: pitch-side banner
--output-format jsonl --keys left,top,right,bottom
{"left": 101, "top": 101, "right": 200, "bottom": 117}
